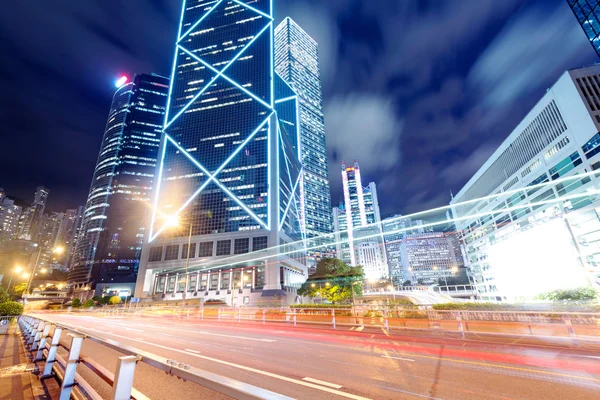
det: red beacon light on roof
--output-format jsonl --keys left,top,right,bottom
{"left": 115, "top": 76, "right": 128, "bottom": 88}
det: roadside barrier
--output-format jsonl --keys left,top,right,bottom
{"left": 19, "top": 315, "right": 292, "bottom": 400}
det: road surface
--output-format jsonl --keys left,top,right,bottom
{"left": 32, "top": 313, "right": 600, "bottom": 400}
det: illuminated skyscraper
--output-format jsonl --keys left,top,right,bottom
{"left": 0, "top": 194, "right": 22, "bottom": 245}
{"left": 18, "top": 186, "right": 49, "bottom": 241}
{"left": 333, "top": 161, "right": 387, "bottom": 280}
{"left": 568, "top": 0, "right": 600, "bottom": 57}
{"left": 275, "top": 18, "right": 333, "bottom": 268}
{"left": 69, "top": 73, "right": 169, "bottom": 297}
{"left": 135, "top": 0, "right": 306, "bottom": 304}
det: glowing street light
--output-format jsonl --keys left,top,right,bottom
{"left": 25, "top": 245, "right": 63, "bottom": 296}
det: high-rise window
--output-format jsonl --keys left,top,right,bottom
{"left": 69, "top": 73, "right": 169, "bottom": 290}
{"left": 216, "top": 240, "right": 231, "bottom": 256}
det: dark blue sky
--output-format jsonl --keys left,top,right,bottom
{"left": 0, "top": 0, "right": 596, "bottom": 217}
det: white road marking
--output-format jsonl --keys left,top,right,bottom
{"left": 138, "top": 324, "right": 276, "bottom": 342}
{"left": 382, "top": 355, "right": 415, "bottom": 362}
{"left": 196, "top": 330, "right": 276, "bottom": 342}
{"left": 46, "top": 320, "right": 371, "bottom": 400}
{"left": 157, "top": 333, "right": 174, "bottom": 337}
{"left": 124, "top": 327, "right": 144, "bottom": 332}
{"left": 185, "top": 349, "right": 201, "bottom": 354}
{"left": 302, "top": 377, "right": 343, "bottom": 389}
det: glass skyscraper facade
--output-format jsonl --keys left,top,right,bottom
{"left": 136, "top": 0, "right": 307, "bottom": 304}
{"left": 275, "top": 18, "right": 333, "bottom": 267}
{"left": 333, "top": 161, "right": 387, "bottom": 280}
{"left": 68, "top": 73, "right": 169, "bottom": 296}
{"left": 568, "top": 0, "right": 600, "bottom": 57}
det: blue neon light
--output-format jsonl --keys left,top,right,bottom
{"left": 166, "top": 22, "right": 271, "bottom": 128}
{"left": 164, "top": 0, "right": 188, "bottom": 128}
{"left": 177, "top": 24, "right": 272, "bottom": 111}
{"left": 151, "top": 114, "right": 273, "bottom": 239}
{"left": 274, "top": 95, "right": 297, "bottom": 104}
{"left": 153, "top": 0, "right": 279, "bottom": 241}
{"left": 232, "top": 0, "right": 273, "bottom": 20}
{"left": 148, "top": 135, "right": 169, "bottom": 242}
{"left": 178, "top": 0, "right": 224, "bottom": 43}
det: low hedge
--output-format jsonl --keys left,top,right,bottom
{"left": 0, "top": 301, "right": 24, "bottom": 316}
{"left": 290, "top": 304, "right": 351, "bottom": 309}
{"left": 432, "top": 302, "right": 518, "bottom": 311}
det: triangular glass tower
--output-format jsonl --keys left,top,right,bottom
{"left": 136, "top": 0, "right": 307, "bottom": 303}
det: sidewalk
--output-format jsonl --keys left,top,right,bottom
{"left": 0, "top": 322, "right": 47, "bottom": 400}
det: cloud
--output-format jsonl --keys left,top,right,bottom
{"left": 439, "top": 144, "right": 498, "bottom": 186}
{"left": 468, "top": 2, "right": 593, "bottom": 107}
{"left": 325, "top": 94, "right": 403, "bottom": 176}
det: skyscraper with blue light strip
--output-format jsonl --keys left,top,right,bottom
{"left": 135, "top": 0, "right": 307, "bottom": 303}
{"left": 68, "top": 73, "right": 169, "bottom": 298}
{"left": 274, "top": 18, "right": 334, "bottom": 270}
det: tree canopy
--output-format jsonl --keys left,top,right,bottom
{"left": 297, "top": 258, "right": 364, "bottom": 304}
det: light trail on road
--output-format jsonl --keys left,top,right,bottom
{"left": 34, "top": 313, "right": 600, "bottom": 400}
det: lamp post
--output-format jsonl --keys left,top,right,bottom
{"left": 387, "top": 284, "right": 395, "bottom": 301}
{"left": 6, "top": 266, "right": 22, "bottom": 293}
{"left": 311, "top": 281, "right": 329, "bottom": 303}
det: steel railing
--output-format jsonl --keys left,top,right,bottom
{"left": 18, "top": 315, "right": 292, "bottom": 400}
{"left": 34, "top": 306, "right": 600, "bottom": 347}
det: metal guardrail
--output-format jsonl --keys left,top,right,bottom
{"left": 19, "top": 315, "right": 293, "bottom": 400}
{"left": 40, "top": 306, "right": 600, "bottom": 346}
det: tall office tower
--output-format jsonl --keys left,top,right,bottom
{"left": 53, "top": 207, "right": 84, "bottom": 270}
{"left": 381, "top": 215, "right": 407, "bottom": 286}
{"left": 568, "top": 0, "right": 600, "bottom": 57}
{"left": 275, "top": 18, "right": 333, "bottom": 269}
{"left": 18, "top": 186, "right": 49, "bottom": 241}
{"left": 69, "top": 73, "right": 169, "bottom": 298}
{"left": 451, "top": 65, "right": 600, "bottom": 301}
{"left": 399, "top": 232, "right": 461, "bottom": 285}
{"left": 135, "top": 0, "right": 307, "bottom": 305}
{"left": 0, "top": 196, "right": 22, "bottom": 245}
{"left": 332, "top": 161, "right": 387, "bottom": 280}
{"left": 36, "top": 212, "right": 64, "bottom": 271}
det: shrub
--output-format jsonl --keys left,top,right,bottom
{"left": 82, "top": 299, "right": 95, "bottom": 308}
{"left": 401, "top": 311, "right": 428, "bottom": 319}
{"left": 536, "top": 288, "right": 598, "bottom": 301}
{"left": 363, "top": 310, "right": 383, "bottom": 317}
{"left": 71, "top": 299, "right": 82, "bottom": 308}
{"left": 0, "top": 301, "right": 24, "bottom": 316}
{"left": 108, "top": 296, "right": 122, "bottom": 305}
{"left": 432, "top": 302, "right": 514, "bottom": 311}
{"left": 290, "top": 304, "right": 351, "bottom": 309}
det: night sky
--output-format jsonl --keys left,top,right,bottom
{"left": 1, "top": 0, "right": 597, "bottom": 218}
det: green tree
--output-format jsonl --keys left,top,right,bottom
{"left": 297, "top": 258, "right": 364, "bottom": 304}
{"left": 0, "top": 301, "right": 23, "bottom": 316}
{"left": 536, "top": 287, "right": 598, "bottom": 301}
{"left": 82, "top": 299, "right": 95, "bottom": 308}
{"left": 109, "top": 296, "right": 122, "bottom": 305}
{"left": 0, "top": 287, "right": 11, "bottom": 303}
{"left": 12, "top": 283, "right": 27, "bottom": 298}
{"left": 71, "top": 298, "right": 82, "bottom": 307}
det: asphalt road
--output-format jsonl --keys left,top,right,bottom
{"left": 32, "top": 313, "right": 600, "bottom": 400}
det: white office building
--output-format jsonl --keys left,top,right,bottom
{"left": 332, "top": 161, "right": 387, "bottom": 280}
{"left": 450, "top": 66, "right": 600, "bottom": 301}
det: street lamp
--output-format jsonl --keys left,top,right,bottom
{"left": 311, "top": 281, "right": 329, "bottom": 303}
{"left": 5, "top": 266, "right": 23, "bottom": 293}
